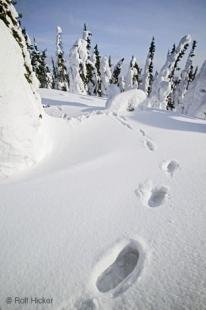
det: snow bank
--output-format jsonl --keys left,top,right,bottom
{"left": 0, "top": 21, "right": 51, "bottom": 177}
{"left": 183, "top": 60, "right": 206, "bottom": 119}
{"left": 106, "top": 89, "right": 146, "bottom": 114}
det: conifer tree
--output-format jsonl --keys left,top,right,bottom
{"left": 68, "top": 39, "right": 86, "bottom": 94}
{"left": 100, "top": 56, "right": 112, "bottom": 97}
{"left": 125, "top": 56, "right": 140, "bottom": 90}
{"left": 167, "top": 41, "right": 190, "bottom": 110}
{"left": 0, "top": 0, "right": 39, "bottom": 87}
{"left": 108, "top": 55, "right": 112, "bottom": 69}
{"left": 36, "top": 50, "right": 52, "bottom": 88}
{"left": 150, "top": 34, "right": 191, "bottom": 110}
{"left": 93, "top": 44, "right": 101, "bottom": 96}
{"left": 51, "top": 57, "right": 57, "bottom": 89}
{"left": 68, "top": 24, "right": 93, "bottom": 94}
{"left": 56, "top": 26, "right": 69, "bottom": 91}
{"left": 142, "top": 37, "right": 155, "bottom": 96}
{"left": 174, "top": 40, "right": 198, "bottom": 112}
{"left": 110, "top": 58, "right": 124, "bottom": 85}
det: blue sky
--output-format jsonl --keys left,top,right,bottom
{"left": 17, "top": 0, "right": 206, "bottom": 70}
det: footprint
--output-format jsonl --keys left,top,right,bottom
{"left": 93, "top": 239, "right": 144, "bottom": 297}
{"left": 135, "top": 180, "right": 168, "bottom": 208}
{"left": 148, "top": 186, "right": 168, "bottom": 208}
{"left": 144, "top": 139, "right": 156, "bottom": 151}
{"left": 139, "top": 129, "right": 146, "bottom": 136}
{"left": 75, "top": 297, "right": 98, "bottom": 310}
{"left": 161, "top": 160, "right": 179, "bottom": 177}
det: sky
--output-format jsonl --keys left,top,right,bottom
{"left": 16, "top": 0, "right": 206, "bottom": 70}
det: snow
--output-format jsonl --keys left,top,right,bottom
{"left": 106, "top": 89, "right": 146, "bottom": 113}
{"left": 0, "top": 20, "right": 51, "bottom": 178}
{"left": 0, "top": 85, "right": 206, "bottom": 309}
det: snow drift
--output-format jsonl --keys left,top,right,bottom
{"left": 0, "top": 20, "right": 51, "bottom": 177}
{"left": 106, "top": 89, "right": 146, "bottom": 114}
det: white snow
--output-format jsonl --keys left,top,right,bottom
{"left": 0, "top": 85, "right": 206, "bottom": 309}
{"left": 0, "top": 20, "right": 51, "bottom": 178}
{"left": 106, "top": 89, "right": 146, "bottom": 113}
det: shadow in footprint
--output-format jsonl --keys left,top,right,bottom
{"left": 135, "top": 180, "right": 168, "bottom": 208}
{"left": 75, "top": 298, "right": 98, "bottom": 310}
{"left": 95, "top": 240, "right": 144, "bottom": 297}
{"left": 144, "top": 139, "right": 156, "bottom": 151}
{"left": 162, "top": 160, "right": 179, "bottom": 177}
{"left": 148, "top": 186, "right": 168, "bottom": 208}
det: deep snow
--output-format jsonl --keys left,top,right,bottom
{"left": 0, "top": 88, "right": 206, "bottom": 310}
{"left": 0, "top": 20, "right": 51, "bottom": 178}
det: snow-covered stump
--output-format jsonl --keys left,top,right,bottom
{"left": 106, "top": 89, "right": 146, "bottom": 114}
{"left": 0, "top": 20, "right": 51, "bottom": 178}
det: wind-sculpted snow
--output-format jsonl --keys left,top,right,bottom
{"left": 1, "top": 89, "right": 206, "bottom": 310}
{"left": 0, "top": 21, "right": 51, "bottom": 177}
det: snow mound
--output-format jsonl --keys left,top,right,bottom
{"left": 106, "top": 89, "right": 146, "bottom": 114}
{"left": 0, "top": 21, "right": 51, "bottom": 178}
{"left": 183, "top": 60, "right": 206, "bottom": 119}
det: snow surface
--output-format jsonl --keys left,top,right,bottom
{"left": 0, "top": 20, "right": 51, "bottom": 178}
{"left": 0, "top": 87, "right": 206, "bottom": 310}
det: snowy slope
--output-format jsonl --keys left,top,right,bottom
{"left": 0, "top": 89, "right": 206, "bottom": 310}
{"left": 0, "top": 20, "right": 51, "bottom": 178}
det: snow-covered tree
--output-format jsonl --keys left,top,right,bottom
{"left": 68, "top": 24, "right": 92, "bottom": 94}
{"left": 150, "top": 34, "right": 191, "bottom": 110}
{"left": 100, "top": 56, "right": 112, "bottom": 97}
{"left": 30, "top": 38, "right": 41, "bottom": 77}
{"left": 56, "top": 26, "right": 69, "bottom": 91}
{"left": 93, "top": 44, "right": 101, "bottom": 96}
{"left": 87, "top": 52, "right": 98, "bottom": 95}
{"left": 110, "top": 58, "right": 124, "bottom": 86}
{"left": 167, "top": 41, "right": 191, "bottom": 110}
{"left": 108, "top": 55, "right": 112, "bottom": 69}
{"left": 125, "top": 56, "right": 140, "bottom": 90}
{"left": 68, "top": 40, "right": 86, "bottom": 94}
{"left": 0, "top": 0, "right": 39, "bottom": 88}
{"left": 141, "top": 37, "right": 155, "bottom": 96}
{"left": 182, "top": 60, "right": 206, "bottom": 118}
{"left": 37, "top": 50, "right": 52, "bottom": 88}
{"left": 22, "top": 27, "right": 33, "bottom": 55}
{"left": 51, "top": 57, "right": 57, "bottom": 89}
{"left": 174, "top": 40, "right": 198, "bottom": 112}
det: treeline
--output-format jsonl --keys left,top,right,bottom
{"left": 0, "top": 0, "right": 201, "bottom": 113}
